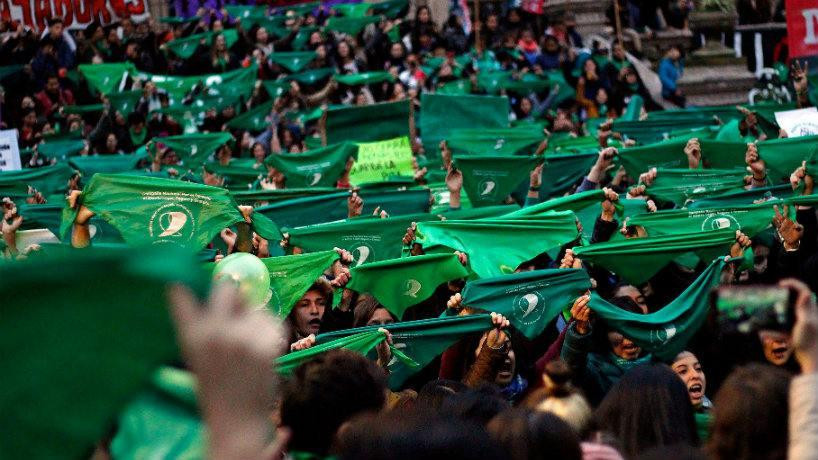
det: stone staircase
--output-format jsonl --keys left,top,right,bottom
{"left": 544, "top": 0, "right": 758, "bottom": 107}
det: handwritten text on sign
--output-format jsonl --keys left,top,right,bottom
{"left": 350, "top": 137, "right": 414, "bottom": 185}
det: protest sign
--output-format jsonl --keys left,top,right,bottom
{"left": 774, "top": 107, "right": 818, "bottom": 136}
{"left": 1, "top": 0, "right": 150, "bottom": 31}
{"left": 787, "top": 0, "right": 818, "bottom": 57}
{"left": 0, "top": 129, "right": 21, "bottom": 171}
{"left": 349, "top": 137, "right": 414, "bottom": 184}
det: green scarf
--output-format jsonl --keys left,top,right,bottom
{"left": 260, "top": 251, "right": 339, "bottom": 317}
{"left": 78, "top": 62, "right": 134, "bottom": 94}
{"left": 334, "top": 71, "right": 395, "bottom": 86}
{"left": 0, "top": 163, "right": 75, "bottom": 201}
{"left": 626, "top": 202, "right": 778, "bottom": 238}
{"left": 590, "top": 258, "right": 727, "bottom": 360}
{"left": 572, "top": 228, "right": 735, "bottom": 285}
{"left": 454, "top": 155, "right": 541, "bottom": 207}
{"left": 461, "top": 268, "right": 591, "bottom": 338}
{"left": 69, "top": 153, "right": 147, "bottom": 177}
{"left": 446, "top": 126, "right": 546, "bottom": 156}
{"left": 265, "top": 143, "right": 358, "bottom": 188}
{"left": 268, "top": 51, "right": 317, "bottom": 73}
{"left": 0, "top": 246, "right": 206, "bottom": 459}
{"left": 346, "top": 253, "right": 470, "bottom": 319}
{"left": 419, "top": 93, "right": 509, "bottom": 157}
{"left": 416, "top": 212, "right": 580, "bottom": 277}
{"left": 60, "top": 174, "right": 244, "bottom": 250}
{"left": 155, "top": 132, "right": 233, "bottom": 171}
{"left": 324, "top": 100, "right": 410, "bottom": 144}
{"left": 645, "top": 168, "right": 748, "bottom": 206}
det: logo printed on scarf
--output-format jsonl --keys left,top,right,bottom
{"left": 513, "top": 290, "right": 546, "bottom": 325}
{"left": 309, "top": 172, "right": 322, "bottom": 186}
{"left": 701, "top": 213, "right": 740, "bottom": 231}
{"left": 352, "top": 244, "right": 374, "bottom": 266}
{"left": 649, "top": 323, "right": 678, "bottom": 345}
{"left": 403, "top": 279, "right": 422, "bottom": 297}
{"left": 148, "top": 203, "right": 196, "bottom": 243}
{"left": 479, "top": 179, "right": 497, "bottom": 197}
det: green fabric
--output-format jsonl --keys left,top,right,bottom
{"left": 277, "top": 330, "right": 388, "bottom": 375}
{"left": 369, "top": 0, "right": 408, "bottom": 17}
{"left": 286, "top": 67, "right": 336, "bottom": 85}
{"left": 226, "top": 101, "right": 273, "bottom": 132}
{"left": 135, "top": 64, "right": 256, "bottom": 101}
{"left": 203, "top": 160, "right": 265, "bottom": 190}
{"left": 63, "top": 103, "right": 104, "bottom": 114}
{"left": 420, "top": 94, "right": 509, "bottom": 155}
{"left": 231, "top": 188, "right": 338, "bottom": 206}
{"left": 79, "top": 62, "right": 134, "bottom": 94}
{"left": 269, "top": 51, "right": 317, "bottom": 73}
{"left": 107, "top": 90, "right": 142, "bottom": 116}
{"left": 335, "top": 71, "right": 395, "bottom": 86}
{"left": 0, "top": 163, "right": 74, "bottom": 200}
{"left": 645, "top": 168, "right": 748, "bottom": 206}
{"left": 461, "top": 268, "right": 591, "bottom": 339}
{"left": 626, "top": 202, "right": 778, "bottom": 238}
{"left": 617, "top": 139, "right": 746, "bottom": 176}
{"left": 0, "top": 64, "right": 24, "bottom": 80}
{"left": 439, "top": 204, "right": 520, "bottom": 220}
{"left": 17, "top": 204, "right": 123, "bottom": 243}
{"left": 165, "top": 30, "right": 239, "bottom": 59}
{"left": 224, "top": 5, "right": 267, "bottom": 19}
{"left": 416, "top": 212, "right": 580, "bottom": 277}
{"left": 437, "top": 79, "right": 472, "bottom": 95}
{"left": 266, "top": 143, "right": 357, "bottom": 188}
{"left": 287, "top": 214, "right": 437, "bottom": 265}
{"left": 446, "top": 126, "right": 545, "bottom": 156}
{"left": 347, "top": 253, "right": 470, "bottom": 319}
{"left": 60, "top": 174, "right": 244, "bottom": 250}
{"left": 589, "top": 258, "right": 727, "bottom": 360}
{"left": 159, "top": 15, "right": 201, "bottom": 24}
{"left": 572, "top": 228, "right": 736, "bottom": 285}
{"left": 110, "top": 367, "right": 204, "bottom": 460}
{"left": 695, "top": 412, "right": 712, "bottom": 442}
{"left": 0, "top": 246, "right": 206, "bottom": 459}
{"left": 261, "top": 80, "right": 288, "bottom": 99}
{"left": 255, "top": 189, "right": 431, "bottom": 228}
{"left": 318, "top": 314, "right": 493, "bottom": 388}
{"left": 453, "top": 155, "right": 540, "bottom": 207}
{"left": 70, "top": 153, "right": 147, "bottom": 177}
{"left": 324, "top": 15, "right": 381, "bottom": 35}
{"left": 324, "top": 100, "right": 410, "bottom": 144}
{"left": 688, "top": 184, "right": 795, "bottom": 209}
{"left": 537, "top": 153, "right": 597, "bottom": 198}
{"left": 37, "top": 138, "right": 86, "bottom": 160}
{"left": 332, "top": 2, "right": 373, "bottom": 17}
{"left": 156, "top": 132, "right": 233, "bottom": 170}
{"left": 290, "top": 26, "right": 320, "bottom": 50}
{"left": 757, "top": 135, "right": 818, "bottom": 182}
{"left": 261, "top": 251, "right": 339, "bottom": 317}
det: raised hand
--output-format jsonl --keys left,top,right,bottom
{"left": 730, "top": 230, "right": 752, "bottom": 258}
{"left": 773, "top": 204, "right": 804, "bottom": 250}
{"left": 791, "top": 161, "right": 815, "bottom": 196}
{"left": 684, "top": 138, "right": 701, "bottom": 169}
{"left": 347, "top": 191, "right": 363, "bottom": 218}
{"left": 601, "top": 187, "right": 619, "bottom": 222}
{"left": 570, "top": 293, "right": 593, "bottom": 335}
{"left": 745, "top": 143, "right": 766, "bottom": 182}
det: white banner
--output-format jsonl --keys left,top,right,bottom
{"left": 775, "top": 107, "right": 818, "bottom": 137}
{"left": 0, "top": 129, "right": 22, "bottom": 172}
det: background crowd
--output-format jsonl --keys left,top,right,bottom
{"left": 2, "top": 0, "right": 818, "bottom": 459}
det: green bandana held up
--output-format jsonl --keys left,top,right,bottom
{"left": 69, "top": 153, "right": 148, "bottom": 177}
{"left": 318, "top": 314, "right": 494, "bottom": 388}
{"left": 324, "top": 100, "right": 410, "bottom": 144}
{"left": 265, "top": 143, "right": 358, "bottom": 188}
{"left": 346, "top": 253, "right": 470, "bottom": 319}
{"left": 324, "top": 15, "right": 382, "bottom": 35}
{"left": 420, "top": 94, "right": 509, "bottom": 156}
{"left": 0, "top": 247, "right": 207, "bottom": 459}
{"left": 286, "top": 67, "right": 336, "bottom": 85}
{"left": 164, "top": 29, "right": 239, "bottom": 59}
{"left": 644, "top": 168, "right": 748, "bottom": 206}
{"left": 260, "top": 251, "right": 340, "bottom": 317}
{"left": 155, "top": 132, "right": 233, "bottom": 171}
{"left": 226, "top": 100, "right": 274, "bottom": 132}
{"left": 59, "top": 174, "right": 245, "bottom": 250}
{"left": 416, "top": 212, "right": 580, "bottom": 278}
{"left": 757, "top": 135, "right": 818, "bottom": 182}
{"left": 256, "top": 189, "right": 431, "bottom": 228}
{"left": 537, "top": 153, "right": 598, "bottom": 199}
{"left": 107, "top": 90, "right": 142, "bottom": 117}
{"left": 0, "top": 163, "right": 75, "bottom": 201}
{"left": 78, "top": 62, "right": 134, "bottom": 94}
{"left": 454, "top": 155, "right": 541, "bottom": 207}
{"left": 110, "top": 367, "right": 205, "bottom": 460}
{"left": 334, "top": 71, "right": 396, "bottom": 86}
{"left": 572, "top": 228, "right": 736, "bottom": 286}
{"left": 36, "top": 138, "right": 87, "bottom": 161}
{"left": 203, "top": 159, "right": 265, "bottom": 190}
{"left": 446, "top": 126, "right": 547, "bottom": 156}
{"left": 461, "top": 268, "right": 591, "bottom": 339}
{"left": 287, "top": 213, "right": 438, "bottom": 266}
{"left": 687, "top": 184, "right": 795, "bottom": 209}
{"left": 589, "top": 258, "right": 727, "bottom": 360}
{"left": 277, "top": 330, "right": 415, "bottom": 375}
{"left": 626, "top": 202, "right": 778, "bottom": 238}
{"left": 268, "top": 51, "right": 318, "bottom": 73}
{"left": 617, "top": 138, "right": 746, "bottom": 176}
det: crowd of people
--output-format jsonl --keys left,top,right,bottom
{"left": 2, "top": 0, "right": 818, "bottom": 459}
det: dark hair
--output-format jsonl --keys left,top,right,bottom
{"left": 416, "top": 379, "right": 468, "bottom": 410}
{"left": 280, "top": 349, "right": 387, "bottom": 455}
{"left": 593, "top": 296, "right": 644, "bottom": 352}
{"left": 335, "top": 409, "right": 504, "bottom": 460}
{"left": 635, "top": 444, "right": 708, "bottom": 460}
{"left": 440, "top": 385, "right": 510, "bottom": 426}
{"left": 352, "top": 295, "right": 396, "bottom": 328}
{"left": 487, "top": 409, "right": 582, "bottom": 460}
{"left": 595, "top": 364, "right": 698, "bottom": 457}
{"left": 706, "top": 363, "right": 790, "bottom": 460}
{"left": 127, "top": 111, "right": 145, "bottom": 126}
{"left": 47, "top": 17, "right": 64, "bottom": 27}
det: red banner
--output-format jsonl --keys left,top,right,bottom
{"left": 0, "top": 0, "right": 149, "bottom": 31}
{"left": 787, "top": 0, "right": 818, "bottom": 58}
{"left": 521, "top": 0, "right": 545, "bottom": 15}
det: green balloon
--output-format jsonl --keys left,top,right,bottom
{"left": 212, "top": 253, "right": 271, "bottom": 307}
